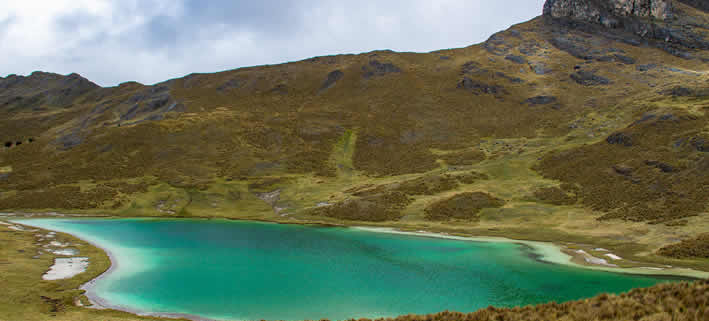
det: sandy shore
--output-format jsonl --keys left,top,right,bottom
{"left": 352, "top": 226, "right": 709, "bottom": 279}
{"left": 10, "top": 219, "right": 216, "bottom": 321}
{"left": 43, "top": 257, "right": 89, "bottom": 280}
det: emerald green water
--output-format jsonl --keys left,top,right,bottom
{"left": 17, "top": 218, "right": 677, "bottom": 320}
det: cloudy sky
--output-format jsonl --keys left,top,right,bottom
{"left": 0, "top": 1, "right": 544, "bottom": 87}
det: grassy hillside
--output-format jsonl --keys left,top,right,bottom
{"left": 1, "top": 1, "right": 708, "bottom": 274}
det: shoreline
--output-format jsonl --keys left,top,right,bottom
{"left": 12, "top": 215, "right": 709, "bottom": 278}
{"left": 7, "top": 216, "right": 709, "bottom": 321}
{"left": 7, "top": 213, "right": 707, "bottom": 277}
{"left": 11, "top": 218, "right": 217, "bottom": 321}
{"left": 351, "top": 227, "right": 709, "bottom": 279}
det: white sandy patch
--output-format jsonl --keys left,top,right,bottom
{"left": 8, "top": 225, "right": 26, "bottom": 231}
{"left": 52, "top": 249, "right": 79, "bottom": 256}
{"left": 594, "top": 248, "right": 609, "bottom": 252}
{"left": 605, "top": 253, "right": 623, "bottom": 260}
{"left": 0, "top": 221, "right": 10, "bottom": 225}
{"left": 585, "top": 256, "right": 616, "bottom": 266}
{"left": 574, "top": 250, "right": 617, "bottom": 266}
{"left": 49, "top": 241, "right": 68, "bottom": 247}
{"left": 43, "top": 257, "right": 89, "bottom": 280}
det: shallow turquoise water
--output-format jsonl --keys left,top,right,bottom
{"left": 18, "top": 218, "right": 677, "bottom": 320}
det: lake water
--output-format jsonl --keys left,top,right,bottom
{"left": 17, "top": 218, "right": 677, "bottom": 320}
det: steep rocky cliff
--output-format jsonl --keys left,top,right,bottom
{"left": 544, "top": 0, "right": 673, "bottom": 25}
{"left": 544, "top": 0, "right": 709, "bottom": 58}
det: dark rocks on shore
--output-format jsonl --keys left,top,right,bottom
{"left": 571, "top": 71, "right": 611, "bottom": 85}
{"left": 606, "top": 132, "right": 633, "bottom": 146}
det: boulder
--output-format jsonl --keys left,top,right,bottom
{"left": 320, "top": 70, "right": 344, "bottom": 91}
{"left": 606, "top": 132, "right": 633, "bottom": 146}
{"left": 457, "top": 77, "right": 505, "bottom": 95}
{"left": 505, "top": 55, "right": 527, "bottom": 64}
{"left": 571, "top": 71, "right": 611, "bottom": 85}
{"left": 362, "top": 60, "right": 400, "bottom": 79}
{"left": 525, "top": 96, "right": 558, "bottom": 105}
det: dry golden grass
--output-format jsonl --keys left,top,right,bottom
{"left": 345, "top": 281, "right": 709, "bottom": 321}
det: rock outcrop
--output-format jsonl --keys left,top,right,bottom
{"left": 543, "top": 0, "right": 709, "bottom": 58}
{"left": 544, "top": 0, "right": 673, "bottom": 26}
{"left": 0, "top": 72, "right": 99, "bottom": 110}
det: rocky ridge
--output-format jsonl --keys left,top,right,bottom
{"left": 544, "top": 0, "right": 709, "bottom": 58}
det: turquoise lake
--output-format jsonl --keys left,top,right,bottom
{"left": 17, "top": 218, "right": 678, "bottom": 320}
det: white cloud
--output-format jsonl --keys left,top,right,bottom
{"left": 0, "top": 0, "right": 544, "bottom": 87}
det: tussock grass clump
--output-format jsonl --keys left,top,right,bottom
{"left": 0, "top": 185, "right": 118, "bottom": 210}
{"left": 534, "top": 184, "right": 579, "bottom": 205}
{"left": 454, "top": 171, "right": 489, "bottom": 184}
{"left": 342, "top": 280, "right": 709, "bottom": 321}
{"left": 424, "top": 192, "right": 504, "bottom": 221}
{"left": 353, "top": 134, "right": 439, "bottom": 177}
{"left": 314, "top": 191, "right": 411, "bottom": 222}
{"left": 441, "top": 150, "right": 486, "bottom": 166}
{"left": 659, "top": 234, "right": 709, "bottom": 259}
{"left": 537, "top": 111, "right": 709, "bottom": 223}
{"left": 354, "top": 172, "right": 487, "bottom": 199}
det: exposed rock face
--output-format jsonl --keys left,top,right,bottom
{"left": 543, "top": 0, "right": 709, "bottom": 58}
{"left": 543, "top": 0, "right": 673, "bottom": 26}
{"left": 678, "top": 0, "right": 709, "bottom": 12}
{"left": 0, "top": 72, "right": 100, "bottom": 110}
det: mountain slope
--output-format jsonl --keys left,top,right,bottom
{"left": 1, "top": 0, "right": 709, "bottom": 270}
